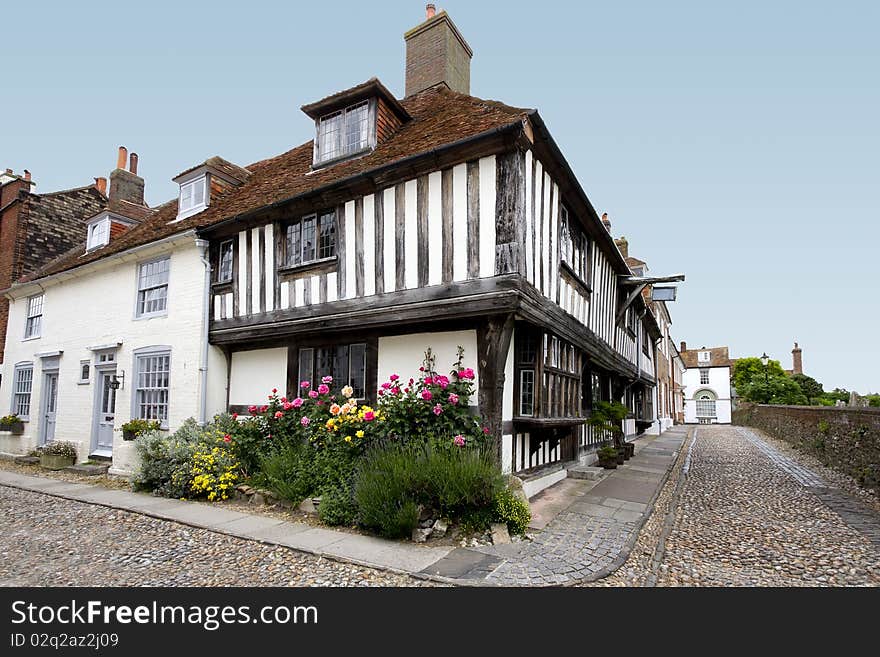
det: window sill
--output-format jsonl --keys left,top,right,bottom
{"left": 559, "top": 262, "right": 592, "bottom": 294}
{"left": 134, "top": 312, "right": 169, "bottom": 322}
{"left": 21, "top": 336, "right": 41, "bottom": 343}
{"left": 310, "top": 147, "right": 373, "bottom": 171}
{"left": 77, "top": 381, "right": 90, "bottom": 386}
{"left": 513, "top": 416, "right": 587, "bottom": 427}
{"left": 278, "top": 256, "right": 338, "bottom": 276}
{"left": 212, "top": 281, "right": 233, "bottom": 292}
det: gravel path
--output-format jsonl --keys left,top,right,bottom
{"left": 654, "top": 425, "right": 880, "bottom": 586}
{"left": 0, "top": 486, "right": 433, "bottom": 587}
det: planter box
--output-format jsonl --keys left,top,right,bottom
{"left": 0, "top": 421, "right": 25, "bottom": 435}
{"left": 40, "top": 454, "right": 75, "bottom": 470}
{"left": 597, "top": 459, "right": 617, "bottom": 469}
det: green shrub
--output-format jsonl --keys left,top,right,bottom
{"left": 420, "top": 445, "right": 503, "bottom": 515}
{"left": 597, "top": 446, "right": 618, "bottom": 460}
{"left": 119, "top": 418, "right": 161, "bottom": 436}
{"left": 256, "top": 442, "right": 314, "bottom": 505}
{"left": 494, "top": 488, "right": 531, "bottom": 535}
{"left": 459, "top": 506, "right": 495, "bottom": 534}
{"left": 318, "top": 483, "right": 357, "bottom": 526}
{"left": 355, "top": 443, "right": 421, "bottom": 538}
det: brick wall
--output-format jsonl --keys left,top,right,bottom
{"left": 733, "top": 403, "right": 880, "bottom": 493}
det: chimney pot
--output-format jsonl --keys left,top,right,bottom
{"left": 23, "top": 169, "right": 31, "bottom": 182}
{"left": 426, "top": 3, "right": 436, "bottom": 18}
{"left": 94, "top": 177, "right": 108, "bottom": 195}
{"left": 129, "top": 152, "right": 139, "bottom": 175}
{"left": 680, "top": 341, "right": 687, "bottom": 352}
{"left": 116, "top": 146, "right": 128, "bottom": 170}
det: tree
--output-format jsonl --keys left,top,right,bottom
{"left": 866, "top": 394, "right": 880, "bottom": 408}
{"left": 739, "top": 375, "right": 808, "bottom": 405}
{"left": 821, "top": 388, "right": 850, "bottom": 405}
{"left": 732, "top": 357, "right": 787, "bottom": 393}
{"left": 791, "top": 373, "right": 824, "bottom": 405}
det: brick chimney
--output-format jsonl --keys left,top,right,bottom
{"left": 108, "top": 145, "right": 145, "bottom": 205}
{"left": 404, "top": 5, "right": 473, "bottom": 97}
{"left": 615, "top": 236, "right": 629, "bottom": 259}
{"left": 680, "top": 341, "right": 687, "bottom": 352}
{"left": 792, "top": 342, "right": 803, "bottom": 375}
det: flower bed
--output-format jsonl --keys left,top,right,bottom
{"left": 132, "top": 349, "right": 529, "bottom": 539}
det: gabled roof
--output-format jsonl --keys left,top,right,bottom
{"left": 174, "top": 156, "right": 252, "bottom": 185}
{"left": 301, "top": 78, "right": 412, "bottom": 123}
{"left": 17, "top": 85, "right": 529, "bottom": 284}
{"left": 681, "top": 346, "right": 731, "bottom": 369}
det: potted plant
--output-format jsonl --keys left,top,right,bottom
{"left": 0, "top": 414, "right": 25, "bottom": 435}
{"left": 119, "top": 419, "right": 161, "bottom": 441}
{"left": 40, "top": 441, "right": 77, "bottom": 470}
{"left": 596, "top": 446, "right": 618, "bottom": 469}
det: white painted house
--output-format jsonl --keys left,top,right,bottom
{"left": 680, "top": 344, "right": 732, "bottom": 424}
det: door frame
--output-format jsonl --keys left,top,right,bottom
{"left": 90, "top": 363, "right": 118, "bottom": 457}
{"left": 39, "top": 369, "right": 59, "bottom": 446}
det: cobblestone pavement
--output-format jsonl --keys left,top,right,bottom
{"left": 0, "top": 486, "right": 434, "bottom": 587}
{"left": 653, "top": 425, "right": 880, "bottom": 586}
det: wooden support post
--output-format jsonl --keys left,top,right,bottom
{"left": 477, "top": 313, "right": 515, "bottom": 463}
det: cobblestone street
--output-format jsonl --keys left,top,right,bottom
{"left": 645, "top": 425, "right": 880, "bottom": 586}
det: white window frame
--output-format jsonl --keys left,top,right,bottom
{"left": 177, "top": 176, "right": 208, "bottom": 220}
{"left": 24, "top": 294, "right": 43, "bottom": 340}
{"left": 699, "top": 368, "right": 710, "bottom": 385}
{"left": 78, "top": 359, "right": 91, "bottom": 385}
{"left": 132, "top": 346, "right": 171, "bottom": 429}
{"left": 11, "top": 362, "right": 34, "bottom": 420}
{"left": 86, "top": 217, "right": 111, "bottom": 250}
{"left": 313, "top": 99, "right": 377, "bottom": 167}
{"left": 519, "top": 369, "right": 535, "bottom": 417}
{"left": 698, "top": 351, "right": 711, "bottom": 363}
{"left": 135, "top": 257, "right": 170, "bottom": 319}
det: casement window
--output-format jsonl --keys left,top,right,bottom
{"left": 136, "top": 258, "right": 170, "bottom": 317}
{"left": 559, "top": 206, "right": 590, "bottom": 283}
{"left": 285, "top": 211, "right": 336, "bottom": 268}
{"left": 626, "top": 306, "right": 638, "bottom": 335}
{"left": 642, "top": 327, "right": 651, "bottom": 356}
{"left": 79, "top": 360, "right": 91, "bottom": 384}
{"left": 698, "top": 350, "right": 711, "bottom": 363}
{"left": 315, "top": 101, "right": 373, "bottom": 165}
{"left": 516, "top": 331, "right": 538, "bottom": 416}
{"left": 134, "top": 350, "right": 171, "bottom": 424}
{"left": 699, "top": 368, "right": 710, "bottom": 385}
{"left": 696, "top": 393, "right": 716, "bottom": 418}
{"left": 298, "top": 343, "right": 367, "bottom": 399}
{"left": 24, "top": 294, "right": 43, "bottom": 339}
{"left": 217, "top": 240, "right": 234, "bottom": 283}
{"left": 12, "top": 364, "right": 33, "bottom": 419}
{"left": 86, "top": 218, "right": 110, "bottom": 250}
{"left": 179, "top": 177, "right": 207, "bottom": 217}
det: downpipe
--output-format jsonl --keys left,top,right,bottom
{"left": 196, "top": 239, "right": 211, "bottom": 426}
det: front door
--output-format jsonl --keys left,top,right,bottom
{"left": 92, "top": 370, "right": 117, "bottom": 456}
{"left": 40, "top": 372, "right": 59, "bottom": 445}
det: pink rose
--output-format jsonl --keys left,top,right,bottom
{"left": 274, "top": 411, "right": 283, "bottom": 419}
{"left": 248, "top": 405, "right": 257, "bottom": 413}
{"left": 300, "top": 381, "right": 310, "bottom": 389}
{"left": 424, "top": 376, "right": 434, "bottom": 385}
{"left": 281, "top": 397, "right": 287, "bottom": 403}
{"left": 272, "top": 388, "right": 278, "bottom": 394}
{"left": 318, "top": 384, "right": 330, "bottom": 395}
{"left": 322, "top": 375, "right": 333, "bottom": 384}
{"left": 483, "top": 426, "right": 490, "bottom": 435}
{"left": 301, "top": 417, "right": 310, "bottom": 427}
{"left": 421, "top": 390, "right": 433, "bottom": 401}
{"left": 409, "top": 378, "right": 414, "bottom": 385}
{"left": 260, "top": 405, "right": 269, "bottom": 413}
{"left": 391, "top": 387, "right": 401, "bottom": 395}
{"left": 433, "top": 404, "right": 443, "bottom": 416}
{"left": 292, "top": 398, "right": 304, "bottom": 408}
{"left": 223, "top": 434, "right": 232, "bottom": 443}
{"left": 381, "top": 382, "right": 391, "bottom": 390}
{"left": 453, "top": 435, "right": 466, "bottom": 447}
{"left": 363, "top": 411, "right": 375, "bottom": 422}
{"left": 378, "top": 390, "right": 384, "bottom": 397}
{"left": 231, "top": 413, "right": 238, "bottom": 420}
{"left": 448, "top": 393, "right": 459, "bottom": 405}
{"left": 283, "top": 402, "right": 293, "bottom": 411}
{"left": 390, "top": 374, "right": 399, "bottom": 382}
{"left": 309, "top": 390, "right": 319, "bottom": 399}
{"left": 419, "top": 367, "right": 425, "bottom": 372}
{"left": 436, "top": 375, "right": 449, "bottom": 389}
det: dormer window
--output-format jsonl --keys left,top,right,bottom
{"left": 86, "top": 217, "right": 110, "bottom": 250}
{"left": 178, "top": 176, "right": 207, "bottom": 220}
{"left": 315, "top": 100, "right": 375, "bottom": 166}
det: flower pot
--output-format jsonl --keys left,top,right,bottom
{"left": 40, "top": 454, "right": 75, "bottom": 470}
{"left": 624, "top": 443, "right": 635, "bottom": 458}
{"left": 598, "top": 459, "right": 617, "bottom": 469}
{"left": 122, "top": 429, "right": 137, "bottom": 441}
{"left": 1, "top": 421, "right": 24, "bottom": 435}
{"left": 615, "top": 451, "right": 625, "bottom": 465}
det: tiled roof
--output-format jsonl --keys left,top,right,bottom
{"left": 21, "top": 84, "right": 529, "bottom": 283}
{"left": 681, "top": 346, "right": 731, "bottom": 369}
{"left": 107, "top": 198, "right": 154, "bottom": 223}
{"left": 174, "top": 156, "right": 252, "bottom": 184}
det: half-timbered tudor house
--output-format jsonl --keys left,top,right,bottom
{"left": 0, "top": 9, "right": 663, "bottom": 492}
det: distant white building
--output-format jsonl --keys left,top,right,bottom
{"left": 679, "top": 343, "right": 732, "bottom": 424}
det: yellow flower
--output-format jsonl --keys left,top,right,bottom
{"left": 344, "top": 435, "right": 352, "bottom": 443}
{"left": 355, "top": 430, "right": 365, "bottom": 439}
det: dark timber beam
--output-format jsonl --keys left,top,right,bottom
{"left": 477, "top": 313, "right": 515, "bottom": 463}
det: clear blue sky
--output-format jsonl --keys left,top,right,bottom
{"left": 3, "top": 1, "right": 877, "bottom": 392}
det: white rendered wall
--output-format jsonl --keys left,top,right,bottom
{"left": 683, "top": 366, "right": 732, "bottom": 424}
{"left": 377, "top": 330, "right": 479, "bottom": 403}
{"left": 0, "top": 240, "right": 223, "bottom": 474}
{"left": 228, "top": 348, "right": 288, "bottom": 407}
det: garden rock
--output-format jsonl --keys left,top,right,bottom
{"left": 419, "top": 518, "right": 434, "bottom": 529}
{"left": 491, "top": 523, "right": 511, "bottom": 545}
{"left": 298, "top": 498, "right": 317, "bottom": 513}
{"left": 432, "top": 519, "right": 448, "bottom": 538}
{"left": 412, "top": 527, "right": 432, "bottom": 543}
{"left": 250, "top": 493, "right": 265, "bottom": 506}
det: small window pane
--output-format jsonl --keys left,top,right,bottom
{"left": 298, "top": 348, "right": 314, "bottom": 388}
{"left": 218, "top": 240, "right": 234, "bottom": 282}
{"left": 317, "top": 111, "right": 343, "bottom": 162}
{"left": 301, "top": 216, "right": 317, "bottom": 263}
{"left": 318, "top": 212, "right": 336, "bottom": 259}
{"left": 520, "top": 369, "right": 535, "bottom": 416}
{"left": 286, "top": 224, "right": 302, "bottom": 267}
{"left": 348, "top": 344, "right": 366, "bottom": 399}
